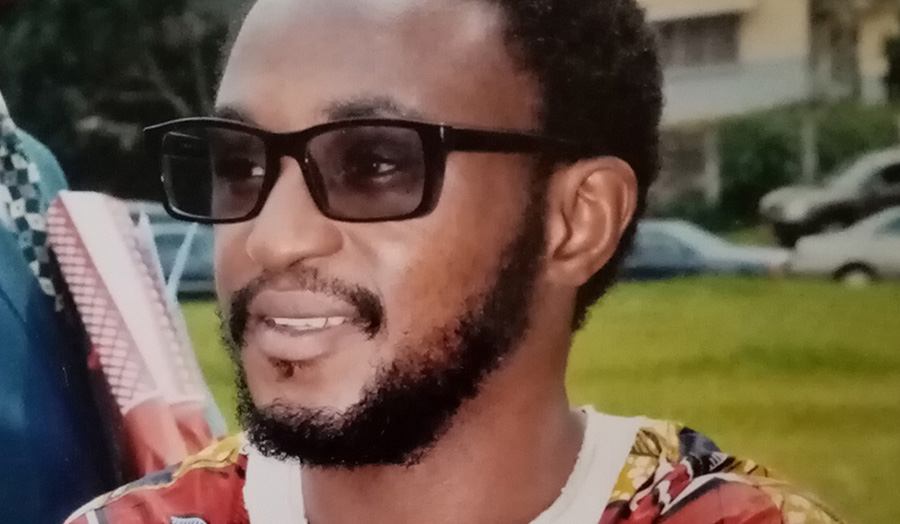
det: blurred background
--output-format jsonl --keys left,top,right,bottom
{"left": 2, "top": 0, "right": 899, "bottom": 523}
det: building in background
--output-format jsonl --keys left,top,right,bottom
{"left": 643, "top": 0, "right": 900, "bottom": 208}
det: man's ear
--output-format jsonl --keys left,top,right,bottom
{"left": 543, "top": 157, "right": 638, "bottom": 286}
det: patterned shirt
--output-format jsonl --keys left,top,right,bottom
{"left": 66, "top": 411, "right": 844, "bottom": 524}
{"left": 0, "top": 89, "right": 64, "bottom": 307}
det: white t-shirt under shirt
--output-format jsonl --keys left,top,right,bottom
{"left": 243, "top": 407, "right": 646, "bottom": 524}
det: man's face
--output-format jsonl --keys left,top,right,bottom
{"left": 216, "top": 0, "right": 547, "bottom": 465}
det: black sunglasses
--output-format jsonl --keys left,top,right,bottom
{"left": 143, "top": 117, "right": 589, "bottom": 224}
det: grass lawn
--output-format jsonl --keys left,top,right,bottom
{"left": 182, "top": 276, "right": 900, "bottom": 524}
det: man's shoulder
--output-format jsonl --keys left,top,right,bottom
{"left": 65, "top": 435, "right": 249, "bottom": 524}
{"left": 599, "top": 415, "right": 844, "bottom": 524}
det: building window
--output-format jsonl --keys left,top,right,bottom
{"left": 656, "top": 15, "right": 740, "bottom": 68}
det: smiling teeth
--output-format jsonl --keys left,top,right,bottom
{"left": 270, "top": 317, "right": 349, "bottom": 330}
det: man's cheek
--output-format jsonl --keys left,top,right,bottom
{"left": 214, "top": 226, "right": 251, "bottom": 298}
{"left": 386, "top": 244, "right": 489, "bottom": 340}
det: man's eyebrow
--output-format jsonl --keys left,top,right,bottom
{"left": 211, "top": 98, "right": 427, "bottom": 129}
{"left": 212, "top": 105, "right": 257, "bottom": 124}
{"left": 321, "top": 97, "right": 426, "bottom": 121}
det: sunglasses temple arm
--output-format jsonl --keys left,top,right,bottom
{"left": 444, "top": 127, "right": 589, "bottom": 155}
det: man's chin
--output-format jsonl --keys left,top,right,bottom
{"left": 238, "top": 395, "right": 437, "bottom": 468}
{"left": 244, "top": 362, "right": 375, "bottom": 419}
{"left": 251, "top": 399, "right": 337, "bottom": 418}
{"left": 250, "top": 397, "right": 361, "bottom": 425}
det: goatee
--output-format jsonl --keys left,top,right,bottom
{"left": 222, "top": 194, "right": 546, "bottom": 468}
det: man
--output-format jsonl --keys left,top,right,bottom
{"left": 68, "top": 0, "right": 843, "bottom": 523}
{"left": 1, "top": 88, "right": 116, "bottom": 523}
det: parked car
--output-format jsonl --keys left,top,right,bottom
{"left": 788, "top": 206, "right": 900, "bottom": 285}
{"left": 759, "top": 148, "right": 900, "bottom": 247}
{"left": 621, "top": 220, "right": 789, "bottom": 281}
{"left": 128, "top": 201, "right": 215, "bottom": 296}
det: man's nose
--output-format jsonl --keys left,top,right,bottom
{"left": 244, "top": 158, "right": 342, "bottom": 272}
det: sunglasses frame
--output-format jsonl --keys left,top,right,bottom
{"left": 143, "top": 117, "right": 588, "bottom": 224}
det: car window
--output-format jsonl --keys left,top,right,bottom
{"left": 666, "top": 223, "right": 729, "bottom": 251}
{"left": 635, "top": 232, "right": 695, "bottom": 264}
{"left": 154, "top": 233, "right": 184, "bottom": 248}
{"left": 154, "top": 233, "right": 186, "bottom": 273}
{"left": 629, "top": 235, "right": 652, "bottom": 263}
{"left": 877, "top": 216, "right": 900, "bottom": 235}
{"left": 153, "top": 228, "right": 215, "bottom": 279}
{"left": 875, "top": 164, "right": 900, "bottom": 186}
{"left": 828, "top": 157, "right": 875, "bottom": 191}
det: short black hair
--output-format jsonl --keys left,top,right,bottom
{"left": 221, "top": 0, "right": 662, "bottom": 331}
{"left": 489, "top": 0, "right": 662, "bottom": 329}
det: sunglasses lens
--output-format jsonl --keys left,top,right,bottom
{"left": 306, "top": 126, "right": 427, "bottom": 220}
{"left": 160, "top": 125, "right": 267, "bottom": 221}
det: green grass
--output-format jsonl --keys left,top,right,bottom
{"left": 182, "top": 277, "right": 900, "bottom": 524}
{"left": 181, "top": 302, "right": 239, "bottom": 429}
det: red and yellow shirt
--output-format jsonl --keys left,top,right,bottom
{"left": 66, "top": 412, "right": 844, "bottom": 524}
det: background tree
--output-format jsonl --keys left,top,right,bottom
{"left": 0, "top": 0, "right": 233, "bottom": 198}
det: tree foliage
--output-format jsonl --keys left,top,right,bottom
{"left": 0, "top": 0, "right": 230, "bottom": 198}
{"left": 659, "top": 103, "right": 900, "bottom": 231}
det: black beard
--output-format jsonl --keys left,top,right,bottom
{"left": 222, "top": 197, "right": 546, "bottom": 469}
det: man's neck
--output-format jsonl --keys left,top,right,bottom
{"left": 299, "top": 373, "right": 583, "bottom": 524}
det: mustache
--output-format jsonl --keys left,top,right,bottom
{"left": 225, "top": 266, "right": 385, "bottom": 350}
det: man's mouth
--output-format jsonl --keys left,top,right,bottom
{"left": 233, "top": 286, "right": 383, "bottom": 366}
{"left": 265, "top": 316, "right": 352, "bottom": 332}
{"left": 246, "top": 312, "right": 359, "bottom": 366}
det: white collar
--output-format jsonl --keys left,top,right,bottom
{"left": 244, "top": 408, "right": 643, "bottom": 524}
{"left": 244, "top": 438, "right": 306, "bottom": 524}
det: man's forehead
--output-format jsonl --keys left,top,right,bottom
{"left": 246, "top": 0, "right": 461, "bottom": 19}
{"left": 217, "top": 0, "right": 541, "bottom": 132}
{"left": 240, "top": 0, "right": 499, "bottom": 34}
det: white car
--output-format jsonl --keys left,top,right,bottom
{"left": 789, "top": 207, "right": 900, "bottom": 285}
{"left": 759, "top": 148, "right": 900, "bottom": 246}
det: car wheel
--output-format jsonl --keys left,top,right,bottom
{"left": 835, "top": 265, "right": 876, "bottom": 288}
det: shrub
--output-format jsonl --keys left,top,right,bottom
{"left": 816, "top": 103, "right": 898, "bottom": 176}
{"left": 718, "top": 110, "right": 801, "bottom": 227}
{"left": 655, "top": 190, "right": 734, "bottom": 231}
